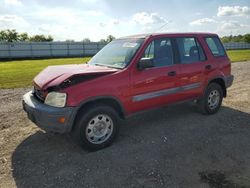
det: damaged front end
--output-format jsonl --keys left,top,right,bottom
{"left": 48, "top": 72, "right": 113, "bottom": 91}
{"left": 32, "top": 64, "right": 118, "bottom": 103}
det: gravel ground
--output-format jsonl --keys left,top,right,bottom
{"left": 0, "top": 61, "right": 250, "bottom": 188}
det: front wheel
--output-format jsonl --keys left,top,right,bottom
{"left": 72, "top": 105, "right": 120, "bottom": 151}
{"left": 198, "top": 83, "right": 223, "bottom": 115}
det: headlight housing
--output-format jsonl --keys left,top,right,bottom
{"left": 44, "top": 92, "right": 67, "bottom": 107}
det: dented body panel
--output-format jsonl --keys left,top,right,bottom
{"left": 34, "top": 64, "right": 118, "bottom": 89}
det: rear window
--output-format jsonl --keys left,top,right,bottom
{"left": 205, "top": 37, "right": 226, "bottom": 57}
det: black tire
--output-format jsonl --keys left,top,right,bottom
{"left": 72, "top": 104, "right": 120, "bottom": 151}
{"left": 198, "top": 83, "right": 223, "bottom": 115}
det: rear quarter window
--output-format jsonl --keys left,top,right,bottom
{"left": 205, "top": 37, "right": 226, "bottom": 57}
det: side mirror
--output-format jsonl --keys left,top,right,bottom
{"left": 137, "top": 58, "right": 154, "bottom": 70}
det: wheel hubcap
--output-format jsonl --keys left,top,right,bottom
{"left": 208, "top": 89, "right": 220, "bottom": 110}
{"left": 86, "top": 114, "right": 113, "bottom": 144}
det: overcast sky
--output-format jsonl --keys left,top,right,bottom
{"left": 0, "top": 0, "right": 250, "bottom": 41}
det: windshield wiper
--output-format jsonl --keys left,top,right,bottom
{"left": 94, "top": 63, "right": 108, "bottom": 67}
{"left": 94, "top": 63, "right": 122, "bottom": 69}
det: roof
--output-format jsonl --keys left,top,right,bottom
{"left": 119, "top": 32, "right": 218, "bottom": 39}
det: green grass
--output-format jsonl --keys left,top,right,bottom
{"left": 227, "top": 49, "right": 250, "bottom": 62}
{"left": 0, "top": 49, "right": 249, "bottom": 89}
{"left": 0, "top": 57, "right": 90, "bottom": 88}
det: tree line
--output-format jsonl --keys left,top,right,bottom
{"left": 0, "top": 29, "right": 115, "bottom": 43}
{"left": 221, "top": 34, "right": 250, "bottom": 43}
{"left": 0, "top": 29, "right": 53, "bottom": 42}
{"left": 3, "top": 29, "right": 249, "bottom": 43}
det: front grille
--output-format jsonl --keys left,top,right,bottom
{"left": 33, "top": 87, "right": 45, "bottom": 102}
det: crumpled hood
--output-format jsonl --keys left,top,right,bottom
{"left": 33, "top": 64, "right": 118, "bottom": 89}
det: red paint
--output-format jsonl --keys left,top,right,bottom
{"left": 33, "top": 33, "right": 232, "bottom": 117}
{"left": 34, "top": 64, "right": 118, "bottom": 89}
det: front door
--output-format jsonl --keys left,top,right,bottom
{"left": 129, "top": 37, "right": 181, "bottom": 113}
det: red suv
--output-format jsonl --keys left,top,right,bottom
{"left": 23, "top": 33, "right": 234, "bottom": 150}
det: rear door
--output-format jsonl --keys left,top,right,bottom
{"left": 130, "top": 37, "right": 182, "bottom": 112}
{"left": 175, "top": 37, "right": 206, "bottom": 99}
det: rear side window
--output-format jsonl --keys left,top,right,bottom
{"left": 176, "top": 37, "right": 206, "bottom": 64}
{"left": 205, "top": 37, "right": 226, "bottom": 57}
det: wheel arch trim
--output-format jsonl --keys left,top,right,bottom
{"left": 70, "top": 95, "right": 126, "bottom": 131}
{"left": 206, "top": 76, "right": 227, "bottom": 97}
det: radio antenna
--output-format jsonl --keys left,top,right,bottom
{"left": 153, "top": 22, "right": 168, "bottom": 33}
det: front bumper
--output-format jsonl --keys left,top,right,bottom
{"left": 22, "top": 91, "right": 76, "bottom": 133}
{"left": 225, "top": 75, "right": 234, "bottom": 88}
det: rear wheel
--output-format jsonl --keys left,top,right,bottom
{"left": 72, "top": 105, "right": 120, "bottom": 151}
{"left": 198, "top": 83, "right": 223, "bottom": 115}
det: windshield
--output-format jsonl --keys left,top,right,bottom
{"left": 88, "top": 38, "right": 144, "bottom": 69}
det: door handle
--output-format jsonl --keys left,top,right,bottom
{"left": 168, "top": 71, "right": 176, "bottom": 76}
{"left": 205, "top": 65, "right": 212, "bottom": 70}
